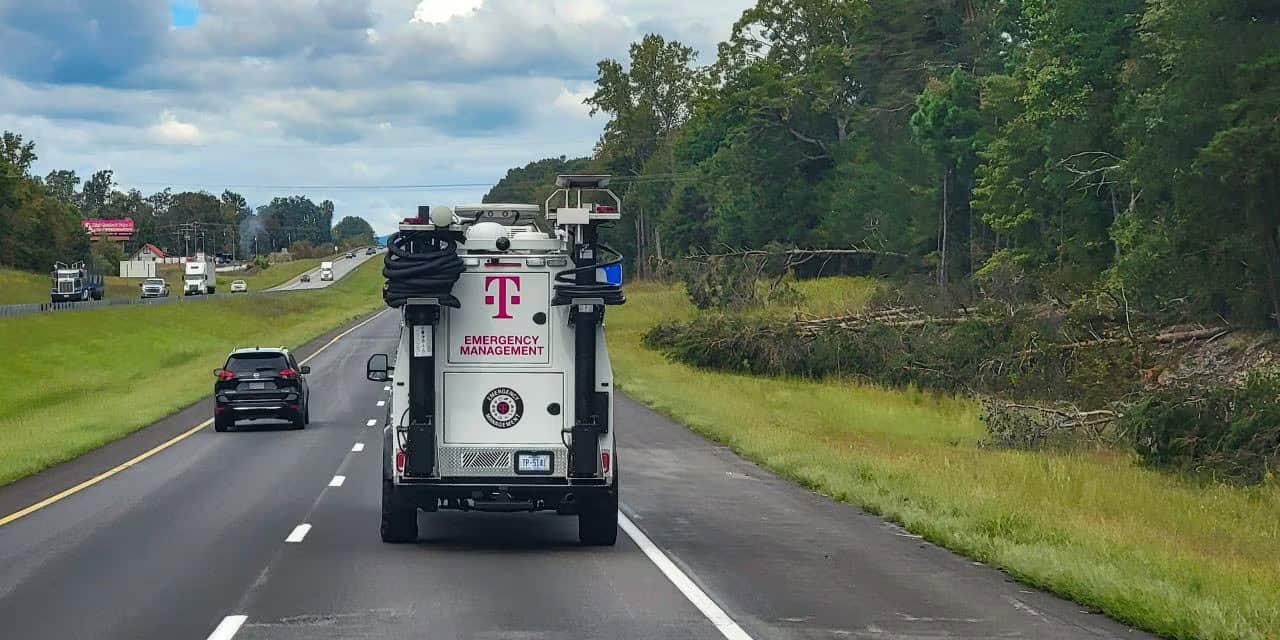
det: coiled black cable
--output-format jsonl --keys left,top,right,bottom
{"left": 551, "top": 244, "right": 626, "bottom": 306}
{"left": 381, "top": 230, "right": 465, "bottom": 308}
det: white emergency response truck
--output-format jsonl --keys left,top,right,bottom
{"left": 367, "top": 175, "right": 625, "bottom": 545}
{"left": 320, "top": 261, "right": 334, "bottom": 281}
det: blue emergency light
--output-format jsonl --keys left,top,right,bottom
{"left": 601, "top": 263, "right": 622, "bottom": 286}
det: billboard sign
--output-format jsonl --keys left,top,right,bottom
{"left": 83, "top": 218, "right": 135, "bottom": 241}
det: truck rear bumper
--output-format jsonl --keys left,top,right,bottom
{"left": 392, "top": 477, "right": 613, "bottom": 512}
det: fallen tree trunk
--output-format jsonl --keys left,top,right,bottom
{"left": 687, "top": 247, "right": 909, "bottom": 260}
{"left": 981, "top": 399, "right": 1122, "bottom": 449}
{"left": 1020, "top": 327, "right": 1232, "bottom": 355}
{"left": 794, "top": 307, "right": 977, "bottom": 335}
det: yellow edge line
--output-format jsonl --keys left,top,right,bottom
{"left": 0, "top": 309, "right": 388, "bottom": 529}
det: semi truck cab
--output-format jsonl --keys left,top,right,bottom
{"left": 184, "top": 260, "right": 216, "bottom": 295}
{"left": 50, "top": 261, "right": 104, "bottom": 303}
{"left": 369, "top": 176, "right": 624, "bottom": 545}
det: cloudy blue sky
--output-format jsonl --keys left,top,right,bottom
{"left": 0, "top": 0, "right": 751, "bottom": 233}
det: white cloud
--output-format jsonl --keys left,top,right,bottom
{"left": 2, "top": 0, "right": 756, "bottom": 234}
{"left": 558, "top": 0, "right": 608, "bottom": 24}
{"left": 411, "top": 0, "right": 484, "bottom": 24}
{"left": 553, "top": 84, "right": 594, "bottom": 119}
{"left": 147, "top": 111, "right": 203, "bottom": 144}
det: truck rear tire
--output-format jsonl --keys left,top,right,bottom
{"left": 380, "top": 479, "right": 417, "bottom": 543}
{"left": 214, "top": 416, "right": 231, "bottom": 432}
{"left": 578, "top": 493, "right": 618, "bottom": 546}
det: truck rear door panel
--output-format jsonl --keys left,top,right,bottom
{"left": 442, "top": 372, "right": 564, "bottom": 445}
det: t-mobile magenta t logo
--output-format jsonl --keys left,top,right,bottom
{"left": 484, "top": 275, "right": 521, "bottom": 319}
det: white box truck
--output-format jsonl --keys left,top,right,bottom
{"left": 320, "top": 261, "right": 334, "bottom": 281}
{"left": 184, "top": 259, "right": 216, "bottom": 295}
{"left": 367, "top": 175, "right": 625, "bottom": 545}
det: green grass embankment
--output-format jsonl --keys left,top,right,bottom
{"left": 0, "top": 258, "right": 385, "bottom": 487}
{"left": 613, "top": 279, "right": 1280, "bottom": 640}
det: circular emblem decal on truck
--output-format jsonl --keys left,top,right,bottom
{"left": 483, "top": 387, "right": 524, "bottom": 429}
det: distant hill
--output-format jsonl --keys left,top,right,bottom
{"left": 483, "top": 156, "right": 597, "bottom": 205}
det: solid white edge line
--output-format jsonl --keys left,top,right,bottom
{"left": 619, "top": 513, "right": 754, "bottom": 640}
{"left": 285, "top": 523, "right": 311, "bottom": 543}
{"left": 206, "top": 614, "right": 247, "bottom": 640}
{"left": 329, "top": 475, "right": 345, "bottom": 487}
{"left": 366, "top": 418, "right": 377, "bottom": 426}
{"left": 351, "top": 443, "right": 364, "bottom": 452}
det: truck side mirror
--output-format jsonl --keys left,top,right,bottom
{"left": 366, "top": 353, "right": 392, "bottom": 382}
{"left": 300, "top": 365, "right": 311, "bottom": 375}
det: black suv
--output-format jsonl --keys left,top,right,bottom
{"left": 213, "top": 347, "right": 311, "bottom": 431}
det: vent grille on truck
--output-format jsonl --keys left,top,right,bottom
{"left": 462, "top": 449, "right": 507, "bottom": 469}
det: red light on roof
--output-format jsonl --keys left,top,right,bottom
{"left": 593, "top": 205, "right": 617, "bottom": 213}
{"left": 401, "top": 217, "right": 424, "bottom": 224}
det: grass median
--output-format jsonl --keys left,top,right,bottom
{"left": 0, "top": 258, "right": 385, "bottom": 487}
{"left": 611, "top": 280, "right": 1280, "bottom": 640}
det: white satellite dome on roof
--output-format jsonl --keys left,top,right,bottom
{"left": 464, "top": 222, "right": 507, "bottom": 251}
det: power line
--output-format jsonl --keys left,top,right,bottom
{"left": 3, "top": 172, "right": 704, "bottom": 191}
{"left": 122, "top": 181, "right": 496, "bottom": 191}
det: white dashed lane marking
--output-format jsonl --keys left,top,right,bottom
{"left": 366, "top": 419, "right": 377, "bottom": 427}
{"left": 377, "top": 400, "right": 386, "bottom": 407}
{"left": 329, "top": 475, "right": 346, "bottom": 487}
{"left": 206, "top": 615, "right": 247, "bottom": 640}
{"left": 352, "top": 443, "right": 364, "bottom": 452}
{"left": 285, "top": 524, "right": 311, "bottom": 543}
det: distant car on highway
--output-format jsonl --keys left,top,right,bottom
{"left": 366, "top": 247, "right": 377, "bottom": 255}
{"left": 230, "top": 280, "right": 248, "bottom": 293}
{"left": 139, "top": 277, "right": 170, "bottom": 298}
{"left": 213, "top": 347, "right": 310, "bottom": 432}
{"left": 345, "top": 251, "right": 355, "bottom": 259}
{"left": 300, "top": 273, "right": 311, "bottom": 283}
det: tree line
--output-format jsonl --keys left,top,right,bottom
{"left": 486, "top": 0, "right": 1279, "bottom": 327}
{"left": 1, "top": 132, "right": 375, "bottom": 272}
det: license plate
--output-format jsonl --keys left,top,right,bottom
{"left": 249, "top": 382, "right": 265, "bottom": 390}
{"left": 515, "top": 452, "right": 552, "bottom": 474}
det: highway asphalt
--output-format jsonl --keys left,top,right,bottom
{"left": 266, "top": 249, "right": 381, "bottom": 292}
{"left": 0, "top": 310, "right": 1155, "bottom": 639}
